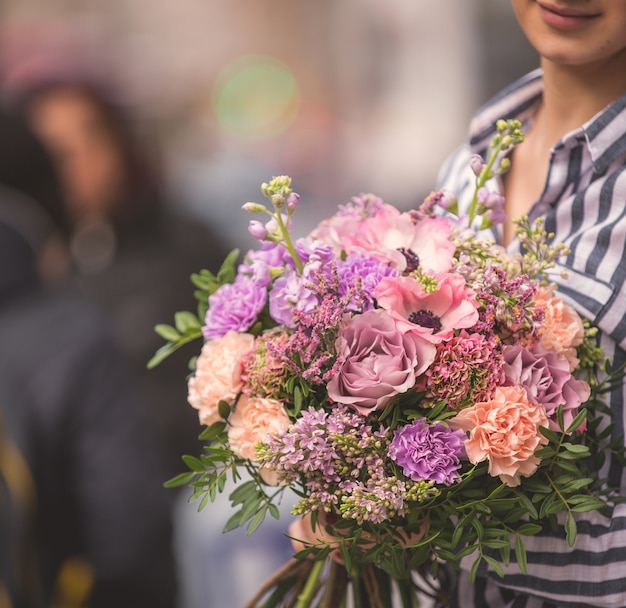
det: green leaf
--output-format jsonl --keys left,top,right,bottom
{"left": 469, "top": 555, "right": 481, "bottom": 583}
{"left": 154, "top": 323, "right": 180, "bottom": 341}
{"left": 223, "top": 509, "right": 244, "bottom": 533}
{"left": 516, "top": 523, "right": 542, "bottom": 536}
{"left": 565, "top": 512, "right": 577, "bottom": 547}
{"left": 561, "top": 442, "right": 590, "bottom": 455}
{"left": 229, "top": 480, "right": 258, "bottom": 505}
{"left": 515, "top": 534, "right": 528, "bottom": 573}
{"left": 247, "top": 507, "right": 267, "bottom": 535}
{"left": 182, "top": 455, "right": 206, "bottom": 472}
{"left": 175, "top": 311, "right": 202, "bottom": 333}
{"left": 566, "top": 409, "right": 588, "bottom": 434}
{"left": 163, "top": 471, "right": 196, "bottom": 488}
{"left": 483, "top": 555, "right": 504, "bottom": 578}
{"left": 218, "top": 399, "right": 232, "bottom": 420}
{"left": 147, "top": 344, "right": 176, "bottom": 369}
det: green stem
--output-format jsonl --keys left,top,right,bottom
{"left": 467, "top": 145, "right": 500, "bottom": 223}
{"left": 351, "top": 566, "right": 363, "bottom": 608}
{"left": 275, "top": 210, "right": 304, "bottom": 275}
{"left": 295, "top": 559, "right": 325, "bottom": 608}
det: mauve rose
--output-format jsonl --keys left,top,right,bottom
{"left": 188, "top": 332, "right": 255, "bottom": 426}
{"left": 228, "top": 395, "right": 291, "bottom": 461}
{"left": 503, "top": 344, "right": 590, "bottom": 431}
{"left": 327, "top": 309, "right": 436, "bottom": 415}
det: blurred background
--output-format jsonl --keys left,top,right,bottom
{"left": 0, "top": 1, "right": 537, "bottom": 606}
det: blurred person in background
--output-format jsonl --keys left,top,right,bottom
{"left": 0, "top": 109, "right": 177, "bottom": 607}
{"left": 9, "top": 78, "right": 230, "bottom": 472}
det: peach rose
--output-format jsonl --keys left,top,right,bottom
{"left": 227, "top": 395, "right": 291, "bottom": 461}
{"left": 534, "top": 288, "right": 584, "bottom": 369}
{"left": 187, "top": 331, "right": 255, "bottom": 426}
{"left": 450, "top": 385, "right": 549, "bottom": 487}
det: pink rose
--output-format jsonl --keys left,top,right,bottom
{"left": 533, "top": 288, "right": 585, "bottom": 369}
{"left": 327, "top": 309, "right": 436, "bottom": 415}
{"left": 450, "top": 386, "right": 549, "bottom": 487}
{"left": 228, "top": 395, "right": 291, "bottom": 461}
{"left": 187, "top": 331, "right": 255, "bottom": 426}
{"left": 375, "top": 273, "right": 479, "bottom": 343}
{"left": 342, "top": 206, "right": 456, "bottom": 273}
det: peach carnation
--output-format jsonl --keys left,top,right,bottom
{"left": 228, "top": 395, "right": 291, "bottom": 461}
{"left": 450, "top": 385, "right": 549, "bottom": 487}
{"left": 533, "top": 287, "right": 584, "bottom": 369}
{"left": 187, "top": 331, "right": 255, "bottom": 426}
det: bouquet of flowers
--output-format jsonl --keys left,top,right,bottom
{"left": 150, "top": 120, "right": 623, "bottom": 607}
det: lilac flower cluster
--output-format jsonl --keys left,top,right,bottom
{"left": 256, "top": 405, "right": 438, "bottom": 524}
{"left": 470, "top": 264, "right": 542, "bottom": 342}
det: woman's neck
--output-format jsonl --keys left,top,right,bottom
{"left": 539, "top": 54, "right": 626, "bottom": 142}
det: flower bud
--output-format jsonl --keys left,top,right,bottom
{"left": 438, "top": 190, "right": 456, "bottom": 210}
{"left": 242, "top": 202, "right": 266, "bottom": 213}
{"left": 286, "top": 192, "right": 300, "bottom": 212}
{"left": 469, "top": 154, "right": 484, "bottom": 177}
{"left": 271, "top": 193, "right": 285, "bottom": 209}
{"left": 248, "top": 220, "right": 268, "bottom": 241}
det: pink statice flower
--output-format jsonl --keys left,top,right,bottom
{"left": 227, "top": 394, "right": 291, "bottom": 461}
{"left": 241, "top": 331, "right": 292, "bottom": 399}
{"left": 533, "top": 287, "right": 585, "bottom": 369}
{"left": 503, "top": 344, "right": 590, "bottom": 431}
{"left": 187, "top": 332, "right": 255, "bottom": 426}
{"left": 423, "top": 331, "right": 504, "bottom": 411}
{"left": 327, "top": 309, "right": 436, "bottom": 415}
{"left": 450, "top": 385, "right": 549, "bottom": 487}
{"left": 341, "top": 205, "right": 456, "bottom": 273}
{"left": 389, "top": 420, "right": 466, "bottom": 485}
{"left": 375, "top": 274, "right": 479, "bottom": 343}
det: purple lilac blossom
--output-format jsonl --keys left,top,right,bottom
{"left": 239, "top": 243, "right": 293, "bottom": 288}
{"left": 389, "top": 420, "right": 466, "bottom": 485}
{"left": 203, "top": 276, "right": 267, "bottom": 339}
{"left": 337, "top": 254, "right": 400, "bottom": 312}
{"left": 269, "top": 243, "right": 336, "bottom": 327}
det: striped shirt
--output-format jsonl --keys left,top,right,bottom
{"left": 437, "top": 69, "right": 626, "bottom": 608}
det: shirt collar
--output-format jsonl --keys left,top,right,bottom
{"left": 468, "top": 68, "right": 626, "bottom": 175}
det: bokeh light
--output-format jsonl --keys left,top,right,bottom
{"left": 211, "top": 54, "right": 300, "bottom": 140}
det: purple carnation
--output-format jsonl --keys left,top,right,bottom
{"left": 203, "top": 276, "right": 267, "bottom": 339}
{"left": 337, "top": 254, "right": 400, "bottom": 312}
{"left": 503, "top": 344, "right": 590, "bottom": 432}
{"left": 389, "top": 420, "right": 466, "bottom": 485}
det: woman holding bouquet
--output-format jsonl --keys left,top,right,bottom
{"left": 438, "top": 1, "right": 626, "bottom": 606}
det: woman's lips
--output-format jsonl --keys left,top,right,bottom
{"left": 538, "top": 2, "right": 601, "bottom": 30}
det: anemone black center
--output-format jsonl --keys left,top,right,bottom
{"left": 408, "top": 309, "right": 442, "bottom": 332}
{"left": 397, "top": 247, "right": 420, "bottom": 273}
